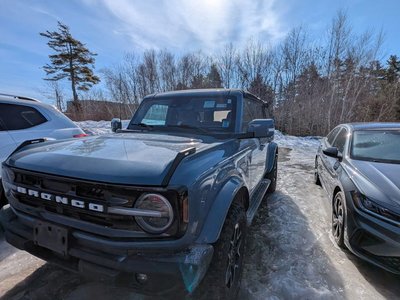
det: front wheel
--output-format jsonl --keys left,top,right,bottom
{"left": 193, "top": 201, "right": 247, "bottom": 299}
{"left": 332, "top": 191, "right": 346, "bottom": 249}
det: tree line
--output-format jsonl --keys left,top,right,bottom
{"left": 41, "top": 12, "right": 400, "bottom": 135}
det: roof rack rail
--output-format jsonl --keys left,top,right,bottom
{"left": 0, "top": 93, "right": 40, "bottom": 102}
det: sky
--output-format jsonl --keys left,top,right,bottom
{"left": 1, "top": 0, "right": 399, "bottom": 104}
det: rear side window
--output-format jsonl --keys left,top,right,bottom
{"left": 326, "top": 127, "right": 341, "bottom": 145}
{"left": 242, "top": 98, "right": 266, "bottom": 131}
{"left": 0, "top": 103, "right": 47, "bottom": 130}
{"left": 332, "top": 128, "right": 348, "bottom": 153}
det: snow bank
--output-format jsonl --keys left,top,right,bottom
{"left": 76, "top": 120, "right": 129, "bottom": 136}
{"left": 274, "top": 130, "right": 321, "bottom": 151}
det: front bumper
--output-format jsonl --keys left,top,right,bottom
{"left": 345, "top": 191, "right": 400, "bottom": 274}
{"left": 0, "top": 206, "right": 213, "bottom": 295}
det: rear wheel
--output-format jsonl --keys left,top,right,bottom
{"left": 332, "top": 191, "right": 346, "bottom": 249}
{"left": 193, "top": 199, "right": 247, "bottom": 300}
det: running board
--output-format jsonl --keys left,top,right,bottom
{"left": 246, "top": 179, "right": 270, "bottom": 225}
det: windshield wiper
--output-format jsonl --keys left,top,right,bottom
{"left": 164, "top": 124, "right": 210, "bottom": 134}
{"left": 130, "top": 123, "right": 154, "bottom": 130}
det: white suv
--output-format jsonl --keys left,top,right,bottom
{"left": 0, "top": 93, "right": 86, "bottom": 207}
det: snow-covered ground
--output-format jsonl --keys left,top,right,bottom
{"left": 1, "top": 122, "right": 400, "bottom": 299}
{"left": 77, "top": 120, "right": 130, "bottom": 136}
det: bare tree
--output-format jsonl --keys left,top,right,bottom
{"left": 217, "top": 43, "right": 237, "bottom": 88}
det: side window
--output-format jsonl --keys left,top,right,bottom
{"left": 326, "top": 127, "right": 341, "bottom": 145}
{"left": 256, "top": 102, "right": 266, "bottom": 119}
{"left": 142, "top": 104, "right": 168, "bottom": 125}
{"left": 242, "top": 99, "right": 252, "bottom": 131}
{"left": 332, "top": 128, "right": 348, "bottom": 153}
{"left": 242, "top": 98, "right": 269, "bottom": 131}
{"left": 0, "top": 103, "right": 47, "bottom": 130}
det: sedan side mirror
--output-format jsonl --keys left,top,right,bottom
{"left": 111, "top": 118, "right": 122, "bottom": 132}
{"left": 323, "top": 147, "right": 342, "bottom": 159}
{"left": 247, "top": 119, "right": 275, "bottom": 139}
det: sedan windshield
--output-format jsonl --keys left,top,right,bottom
{"left": 351, "top": 130, "right": 400, "bottom": 163}
{"left": 128, "top": 95, "right": 237, "bottom": 133}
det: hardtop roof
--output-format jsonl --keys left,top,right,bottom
{"left": 145, "top": 88, "right": 263, "bottom": 103}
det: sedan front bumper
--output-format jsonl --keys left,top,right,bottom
{"left": 345, "top": 191, "right": 400, "bottom": 274}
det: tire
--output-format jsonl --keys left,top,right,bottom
{"left": 332, "top": 191, "right": 346, "bottom": 249}
{"left": 193, "top": 200, "right": 247, "bottom": 300}
{"left": 314, "top": 158, "right": 321, "bottom": 186}
{"left": 0, "top": 187, "right": 6, "bottom": 210}
{"left": 265, "top": 154, "right": 277, "bottom": 193}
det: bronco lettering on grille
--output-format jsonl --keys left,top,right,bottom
{"left": 16, "top": 186, "right": 105, "bottom": 212}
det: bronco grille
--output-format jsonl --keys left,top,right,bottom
{"left": 10, "top": 168, "right": 183, "bottom": 237}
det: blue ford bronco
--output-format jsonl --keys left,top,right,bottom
{"left": 1, "top": 89, "right": 278, "bottom": 299}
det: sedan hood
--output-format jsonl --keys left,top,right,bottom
{"left": 347, "top": 159, "right": 400, "bottom": 208}
{"left": 6, "top": 133, "right": 212, "bottom": 186}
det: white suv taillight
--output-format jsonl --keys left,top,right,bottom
{"left": 73, "top": 133, "right": 88, "bottom": 138}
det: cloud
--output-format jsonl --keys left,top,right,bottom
{"left": 29, "top": 5, "right": 60, "bottom": 21}
{"left": 84, "top": 0, "right": 287, "bottom": 53}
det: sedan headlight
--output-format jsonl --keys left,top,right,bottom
{"left": 134, "top": 193, "right": 174, "bottom": 234}
{"left": 352, "top": 192, "right": 400, "bottom": 223}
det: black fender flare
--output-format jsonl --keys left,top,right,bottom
{"left": 265, "top": 142, "right": 278, "bottom": 174}
{"left": 195, "top": 176, "right": 246, "bottom": 244}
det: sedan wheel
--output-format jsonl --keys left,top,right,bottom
{"left": 332, "top": 192, "right": 346, "bottom": 248}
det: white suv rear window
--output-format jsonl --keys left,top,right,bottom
{"left": 0, "top": 103, "right": 47, "bottom": 130}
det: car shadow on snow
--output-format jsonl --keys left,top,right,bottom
{"left": 239, "top": 190, "right": 346, "bottom": 300}
{"left": 343, "top": 249, "right": 400, "bottom": 299}
{"left": 0, "top": 224, "right": 17, "bottom": 262}
{"left": 0, "top": 263, "right": 150, "bottom": 300}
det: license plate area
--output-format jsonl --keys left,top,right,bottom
{"left": 34, "top": 221, "right": 68, "bottom": 256}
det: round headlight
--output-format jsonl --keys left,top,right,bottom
{"left": 134, "top": 193, "right": 174, "bottom": 234}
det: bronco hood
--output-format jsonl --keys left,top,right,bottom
{"left": 6, "top": 133, "right": 211, "bottom": 186}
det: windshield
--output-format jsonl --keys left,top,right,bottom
{"left": 351, "top": 130, "right": 400, "bottom": 163}
{"left": 128, "top": 95, "right": 237, "bottom": 133}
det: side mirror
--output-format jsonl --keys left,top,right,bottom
{"left": 247, "top": 119, "right": 275, "bottom": 139}
{"left": 111, "top": 118, "right": 122, "bottom": 132}
{"left": 323, "top": 147, "right": 342, "bottom": 159}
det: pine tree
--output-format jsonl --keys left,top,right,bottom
{"left": 40, "top": 21, "right": 100, "bottom": 105}
{"left": 385, "top": 55, "right": 400, "bottom": 119}
{"left": 190, "top": 74, "right": 206, "bottom": 89}
{"left": 206, "top": 64, "right": 222, "bottom": 88}
{"left": 249, "top": 73, "right": 274, "bottom": 116}
{"left": 386, "top": 55, "right": 400, "bottom": 83}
